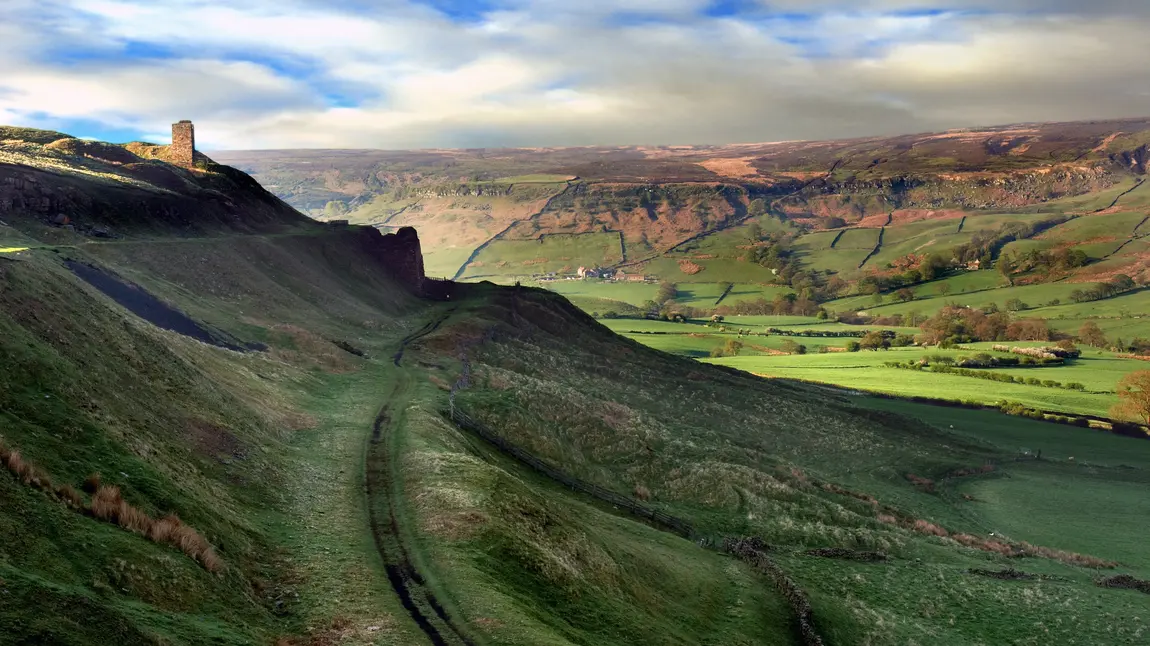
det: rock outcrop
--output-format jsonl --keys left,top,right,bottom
{"left": 352, "top": 225, "right": 445, "bottom": 297}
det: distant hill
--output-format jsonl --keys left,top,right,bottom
{"left": 213, "top": 118, "right": 1150, "bottom": 287}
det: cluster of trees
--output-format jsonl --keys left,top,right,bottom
{"left": 709, "top": 339, "right": 744, "bottom": 358}
{"left": 1077, "top": 323, "right": 1150, "bottom": 356}
{"left": 923, "top": 352, "right": 1064, "bottom": 368}
{"left": 1078, "top": 321, "right": 1108, "bottom": 347}
{"left": 780, "top": 340, "right": 807, "bottom": 355}
{"left": 1115, "top": 338, "right": 1150, "bottom": 355}
{"left": 765, "top": 328, "right": 895, "bottom": 339}
{"left": 917, "top": 306, "right": 1054, "bottom": 345}
{"left": 858, "top": 253, "right": 951, "bottom": 295}
{"left": 1069, "top": 275, "right": 1137, "bottom": 303}
{"left": 840, "top": 331, "right": 914, "bottom": 351}
{"left": 713, "top": 294, "right": 821, "bottom": 317}
{"left": 746, "top": 231, "right": 839, "bottom": 301}
{"left": 1004, "top": 247, "right": 1089, "bottom": 275}
{"left": 1115, "top": 371, "right": 1150, "bottom": 425}
{"left": 952, "top": 216, "right": 1069, "bottom": 268}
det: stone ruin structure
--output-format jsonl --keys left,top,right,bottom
{"left": 171, "top": 120, "right": 195, "bottom": 168}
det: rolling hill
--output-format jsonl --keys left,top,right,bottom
{"left": 3, "top": 126, "right": 1150, "bottom": 646}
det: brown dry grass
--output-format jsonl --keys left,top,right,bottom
{"left": 2, "top": 452, "right": 225, "bottom": 573}
{"left": 905, "top": 473, "right": 936, "bottom": 492}
{"left": 633, "top": 484, "right": 651, "bottom": 501}
{"left": 698, "top": 157, "right": 761, "bottom": 179}
{"left": 677, "top": 259, "right": 703, "bottom": 275}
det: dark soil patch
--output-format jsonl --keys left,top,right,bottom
{"left": 66, "top": 261, "right": 263, "bottom": 352}
{"left": 968, "top": 567, "right": 1036, "bottom": 581}
{"left": 330, "top": 339, "right": 367, "bottom": 357}
{"left": 805, "top": 547, "right": 888, "bottom": 562}
{"left": 186, "top": 420, "right": 247, "bottom": 463}
{"left": 1098, "top": 574, "right": 1150, "bottom": 594}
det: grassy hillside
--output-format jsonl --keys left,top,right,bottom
{"left": 5, "top": 125, "right": 1150, "bottom": 645}
{"left": 428, "top": 288, "right": 1150, "bottom": 645}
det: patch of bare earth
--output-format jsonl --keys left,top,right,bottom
{"left": 698, "top": 157, "right": 761, "bottom": 179}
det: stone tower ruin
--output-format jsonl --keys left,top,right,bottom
{"left": 171, "top": 120, "right": 195, "bottom": 168}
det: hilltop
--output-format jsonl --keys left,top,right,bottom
{"left": 2, "top": 127, "right": 1150, "bottom": 645}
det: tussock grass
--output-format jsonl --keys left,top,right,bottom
{"left": 90, "top": 485, "right": 222, "bottom": 573}
{"left": 1, "top": 444, "right": 222, "bottom": 573}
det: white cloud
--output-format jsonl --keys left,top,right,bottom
{"left": 1, "top": 0, "right": 1149, "bottom": 148}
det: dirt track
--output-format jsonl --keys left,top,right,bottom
{"left": 367, "top": 309, "right": 474, "bottom": 646}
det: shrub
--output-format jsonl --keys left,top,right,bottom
{"left": 55, "top": 484, "right": 84, "bottom": 509}
{"left": 780, "top": 340, "right": 806, "bottom": 355}
{"left": 633, "top": 484, "right": 651, "bottom": 501}
{"left": 906, "top": 473, "right": 936, "bottom": 493}
{"left": 912, "top": 519, "right": 948, "bottom": 536}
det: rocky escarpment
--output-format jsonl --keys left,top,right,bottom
{"left": 777, "top": 164, "right": 1123, "bottom": 220}
{"left": 1112, "top": 144, "right": 1149, "bottom": 175}
{"left": 351, "top": 225, "right": 438, "bottom": 296}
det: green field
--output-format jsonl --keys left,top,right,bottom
{"left": 463, "top": 232, "right": 624, "bottom": 278}
{"left": 641, "top": 255, "right": 781, "bottom": 282}
{"left": 702, "top": 345, "right": 1148, "bottom": 418}
{"left": 827, "top": 277, "right": 1108, "bottom": 318}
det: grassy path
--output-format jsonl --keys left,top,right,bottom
{"left": 267, "top": 308, "right": 457, "bottom": 645}
{"left": 366, "top": 307, "right": 475, "bottom": 646}
{"left": 270, "top": 364, "right": 428, "bottom": 645}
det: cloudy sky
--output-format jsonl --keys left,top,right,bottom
{"left": 2, "top": 0, "right": 1148, "bottom": 149}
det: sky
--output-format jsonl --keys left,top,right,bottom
{"left": 2, "top": 0, "right": 1149, "bottom": 149}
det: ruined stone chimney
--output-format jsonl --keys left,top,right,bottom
{"left": 171, "top": 120, "right": 195, "bottom": 168}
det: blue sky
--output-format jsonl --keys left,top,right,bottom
{"left": 1, "top": 0, "right": 1147, "bottom": 149}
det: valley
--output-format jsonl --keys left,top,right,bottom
{"left": 216, "top": 118, "right": 1150, "bottom": 431}
{"left": 1, "top": 123, "right": 1149, "bottom": 646}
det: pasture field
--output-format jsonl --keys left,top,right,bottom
{"left": 673, "top": 282, "right": 795, "bottom": 308}
{"left": 541, "top": 279, "right": 658, "bottom": 306}
{"left": 826, "top": 279, "right": 1105, "bottom": 318}
{"left": 1015, "top": 177, "right": 1148, "bottom": 212}
{"left": 999, "top": 211, "right": 1148, "bottom": 260}
{"left": 1027, "top": 289, "right": 1150, "bottom": 319}
{"left": 421, "top": 246, "right": 477, "bottom": 279}
{"left": 799, "top": 247, "right": 875, "bottom": 274}
{"left": 670, "top": 213, "right": 799, "bottom": 254}
{"left": 640, "top": 255, "right": 780, "bottom": 282}
{"left": 708, "top": 351, "right": 1116, "bottom": 416}
{"left": 866, "top": 219, "right": 966, "bottom": 266}
{"left": 463, "top": 232, "right": 623, "bottom": 278}
{"left": 1046, "top": 315, "right": 1150, "bottom": 340}
{"left": 795, "top": 394, "right": 1150, "bottom": 644}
